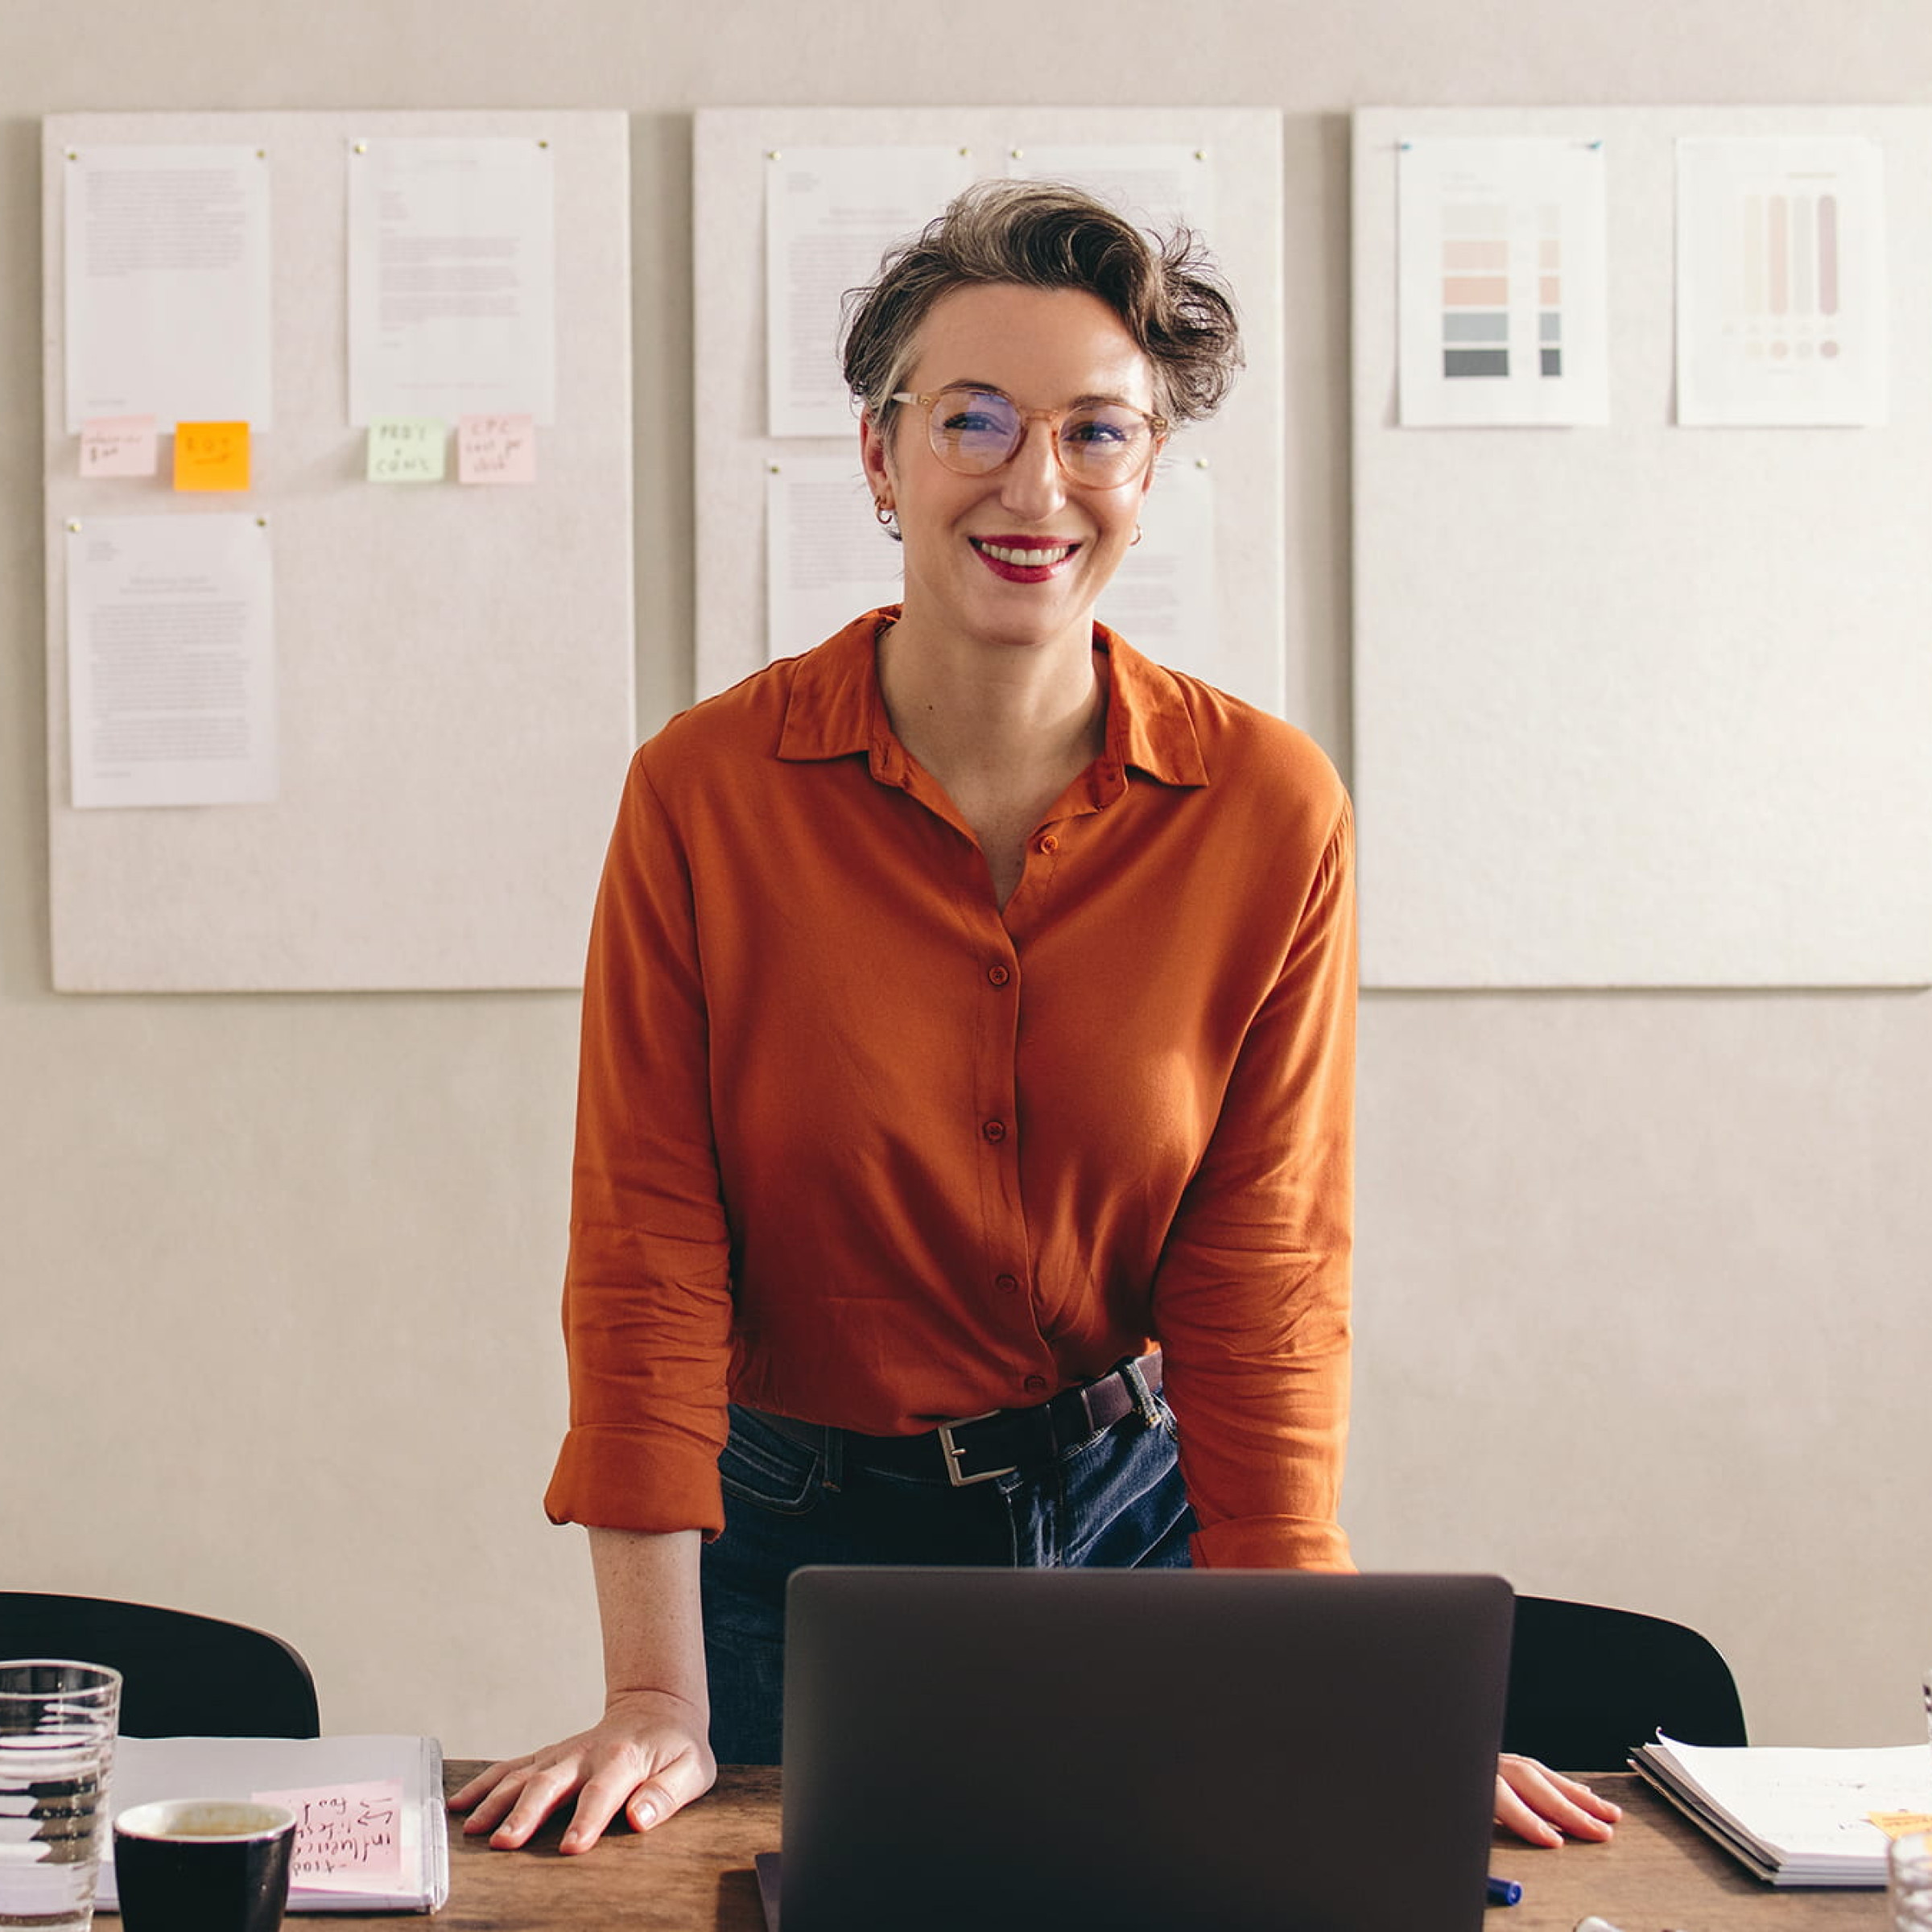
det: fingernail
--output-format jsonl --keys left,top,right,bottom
{"left": 634, "top": 1799, "right": 658, "bottom": 1829}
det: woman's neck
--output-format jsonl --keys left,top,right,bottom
{"left": 875, "top": 615, "right": 1106, "bottom": 791}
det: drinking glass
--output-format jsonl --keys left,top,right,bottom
{"left": 0, "top": 1661, "right": 123, "bottom": 1932}
{"left": 1893, "top": 1831, "right": 1932, "bottom": 1932}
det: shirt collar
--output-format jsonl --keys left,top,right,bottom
{"left": 776, "top": 607, "right": 1209, "bottom": 791}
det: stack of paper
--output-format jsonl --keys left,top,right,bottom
{"left": 94, "top": 1734, "right": 448, "bottom": 1913}
{"left": 1631, "top": 1734, "right": 1932, "bottom": 1886}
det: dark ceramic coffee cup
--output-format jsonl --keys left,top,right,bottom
{"left": 113, "top": 1800, "right": 295, "bottom": 1932}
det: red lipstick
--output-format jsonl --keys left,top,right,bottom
{"left": 969, "top": 536, "right": 1080, "bottom": 584}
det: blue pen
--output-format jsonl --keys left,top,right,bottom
{"left": 1486, "top": 1874, "right": 1523, "bottom": 1906}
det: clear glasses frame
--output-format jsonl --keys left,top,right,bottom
{"left": 890, "top": 386, "right": 1169, "bottom": 483}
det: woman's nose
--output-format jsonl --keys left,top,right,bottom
{"left": 997, "top": 419, "right": 1067, "bottom": 516}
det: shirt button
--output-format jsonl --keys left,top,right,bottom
{"left": 1037, "top": 834, "right": 1059, "bottom": 855}
{"left": 994, "top": 1273, "right": 1020, "bottom": 1294}
{"left": 982, "top": 1119, "right": 1006, "bottom": 1142}
{"left": 1023, "top": 1375, "right": 1048, "bottom": 1393}
{"left": 987, "top": 964, "right": 1011, "bottom": 987}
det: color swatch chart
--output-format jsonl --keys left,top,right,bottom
{"left": 1397, "top": 137, "right": 1608, "bottom": 427}
{"left": 1676, "top": 135, "right": 1885, "bottom": 426}
{"left": 1738, "top": 185, "right": 1841, "bottom": 360}
{"left": 1439, "top": 202, "right": 1565, "bottom": 381}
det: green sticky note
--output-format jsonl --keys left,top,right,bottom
{"left": 366, "top": 417, "right": 447, "bottom": 483}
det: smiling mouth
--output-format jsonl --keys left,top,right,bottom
{"left": 971, "top": 539, "right": 1079, "bottom": 567}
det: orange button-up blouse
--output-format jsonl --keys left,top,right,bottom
{"left": 544, "top": 611, "right": 1356, "bottom": 1571}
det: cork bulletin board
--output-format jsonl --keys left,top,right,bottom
{"left": 43, "top": 109, "right": 635, "bottom": 992}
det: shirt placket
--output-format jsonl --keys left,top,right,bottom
{"left": 970, "top": 918, "right": 1058, "bottom": 1395}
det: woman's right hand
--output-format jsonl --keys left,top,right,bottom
{"left": 448, "top": 1687, "right": 717, "bottom": 1854}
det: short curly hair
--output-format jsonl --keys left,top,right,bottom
{"left": 840, "top": 178, "right": 1242, "bottom": 437}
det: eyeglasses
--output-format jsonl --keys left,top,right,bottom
{"left": 891, "top": 386, "right": 1168, "bottom": 485}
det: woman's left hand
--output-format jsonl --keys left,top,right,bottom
{"left": 1493, "top": 1754, "right": 1622, "bottom": 1846}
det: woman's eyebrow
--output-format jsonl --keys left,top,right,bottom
{"left": 936, "top": 380, "right": 1141, "bottom": 408}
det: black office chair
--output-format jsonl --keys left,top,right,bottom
{"left": 0, "top": 1594, "right": 320, "bottom": 1737}
{"left": 1501, "top": 1595, "right": 1746, "bottom": 1771}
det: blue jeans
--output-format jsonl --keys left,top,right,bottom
{"left": 700, "top": 1396, "right": 1195, "bottom": 1764}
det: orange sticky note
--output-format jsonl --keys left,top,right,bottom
{"left": 1869, "top": 1811, "right": 1932, "bottom": 1839}
{"left": 174, "top": 422, "right": 251, "bottom": 493}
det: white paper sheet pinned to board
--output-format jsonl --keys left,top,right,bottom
{"left": 65, "top": 513, "right": 278, "bottom": 810}
{"left": 1397, "top": 135, "right": 1609, "bottom": 427}
{"left": 764, "top": 147, "right": 976, "bottom": 439}
{"left": 63, "top": 144, "right": 273, "bottom": 433}
{"left": 1095, "top": 454, "right": 1218, "bottom": 682}
{"left": 1005, "top": 143, "right": 1216, "bottom": 243}
{"left": 347, "top": 136, "right": 557, "bottom": 426}
{"left": 1676, "top": 135, "right": 1888, "bottom": 427}
{"left": 765, "top": 456, "right": 903, "bottom": 658}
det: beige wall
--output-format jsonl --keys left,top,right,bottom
{"left": 5, "top": 0, "right": 1929, "bottom": 1756}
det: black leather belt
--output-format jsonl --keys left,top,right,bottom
{"left": 748, "top": 1349, "right": 1163, "bottom": 1489}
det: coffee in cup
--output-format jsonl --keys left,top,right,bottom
{"left": 112, "top": 1801, "right": 295, "bottom": 1932}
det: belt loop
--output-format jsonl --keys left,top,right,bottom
{"left": 821, "top": 1423, "right": 844, "bottom": 1492}
{"left": 1121, "top": 1354, "right": 1162, "bottom": 1430}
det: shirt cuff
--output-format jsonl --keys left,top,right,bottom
{"left": 1189, "top": 1515, "right": 1356, "bottom": 1572}
{"left": 543, "top": 1422, "right": 726, "bottom": 1538}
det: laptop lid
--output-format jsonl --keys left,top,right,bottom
{"left": 777, "top": 1567, "right": 1513, "bottom": 1932}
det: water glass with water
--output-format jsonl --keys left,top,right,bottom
{"left": 1905, "top": 1673, "right": 1932, "bottom": 1931}
{"left": 0, "top": 1661, "right": 122, "bottom": 1932}
{"left": 1893, "top": 1831, "right": 1932, "bottom": 1931}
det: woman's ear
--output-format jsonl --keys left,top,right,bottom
{"left": 859, "top": 411, "right": 894, "bottom": 508}
{"left": 1139, "top": 436, "right": 1167, "bottom": 502}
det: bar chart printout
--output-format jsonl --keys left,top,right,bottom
{"left": 1397, "top": 136, "right": 1608, "bottom": 427}
{"left": 1677, "top": 136, "right": 1887, "bottom": 426}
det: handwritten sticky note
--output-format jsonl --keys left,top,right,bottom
{"left": 457, "top": 413, "right": 536, "bottom": 485}
{"left": 253, "top": 1780, "right": 404, "bottom": 1893}
{"left": 173, "top": 422, "right": 251, "bottom": 493}
{"left": 80, "top": 415, "right": 158, "bottom": 478}
{"left": 366, "top": 417, "right": 447, "bottom": 483}
{"left": 1869, "top": 1811, "right": 1932, "bottom": 1839}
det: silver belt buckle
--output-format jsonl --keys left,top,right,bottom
{"left": 935, "top": 1410, "right": 1018, "bottom": 1488}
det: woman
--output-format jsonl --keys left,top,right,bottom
{"left": 452, "top": 180, "right": 1616, "bottom": 1853}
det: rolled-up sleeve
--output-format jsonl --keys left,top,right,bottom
{"left": 543, "top": 753, "right": 737, "bottom": 1535}
{"left": 1152, "top": 798, "right": 1356, "bottom": 1572}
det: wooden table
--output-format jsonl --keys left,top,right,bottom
{"left": 430, "top": 1761, "right": 778, "bottom": 1931}
{"left": 145, "top": 1767, "right": 1897, "bottom": 1930}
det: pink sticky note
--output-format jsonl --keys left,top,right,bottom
{"left": 252, "top": 1780, "right": 405, "bottom": 1893}
{"left": 80, "top": 415, "right": 159, "bottom": 478}
{"left": 457, "top": 413, "right": 536, "bottom": 485}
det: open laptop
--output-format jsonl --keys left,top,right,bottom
{"left": 763, "top": 1566, "right": 1513, "bottom": 1932}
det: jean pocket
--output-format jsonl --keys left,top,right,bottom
{"left": 718, "top": 1407, "right": 822, "bottom": 1515}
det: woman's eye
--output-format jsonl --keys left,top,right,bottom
{"left": 1067, "top": 416, "right": 1131, "bottom": 445}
